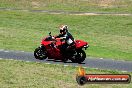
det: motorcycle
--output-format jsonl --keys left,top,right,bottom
{"left": 34, "top": 32, "right": 89, "bottom": 63}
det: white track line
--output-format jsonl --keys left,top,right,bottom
{"left": 45, "top": 63, "right": 51, "bottom": 64}
{"left": 121, "top": 71, "right": 128, "bottom": 72}
{"left": 0, "top": 58, "right": 129, "bottom": 72}
{"left": 4, "top": 51, "right": 9, "bottom": 52}
{"left": 83, "top": 67, "right": 87, "bottom": 68}
{"left": 0, "top": 49, "right": 4, "bottom": 51}
{"left": 64, "top": 65, "right": 69, "bottom": 67}
{"left": 8, "top": 59, "right": 14, "bottom": 60}
{"left": 25, "top": 61, "right": 31, "bottom": 62}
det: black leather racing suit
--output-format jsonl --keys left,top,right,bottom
{"left": 55, "top": 32, "right": 75, "bottom": 55}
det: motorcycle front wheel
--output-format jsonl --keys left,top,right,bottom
{"left": 34, "top": 47, "right": 47, "bottom": 60}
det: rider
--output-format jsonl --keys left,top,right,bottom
{"left": 55, "top": 25, "right": 75, "bottom": 54}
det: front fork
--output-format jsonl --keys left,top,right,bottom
{"left": 39, "top": 45, "right": 46, "bottom": 51}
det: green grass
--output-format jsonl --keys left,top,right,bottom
{"left": 0, "top": 11, "right": 132, "bottom": 60}
{"left": 0, "top": 59, "right": 132, "bottom": 88}
{"left": 0, "top": 0, "right": 132, "bottom": 13}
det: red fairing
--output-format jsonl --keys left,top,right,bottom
{"left": 75, "top": 40, "right": 88, "bottom": 49}
{"left": 41, "top": 38, "right": 51, "bottom": 45}
{"left": 40, "top": 37, "right": 64, "bottom": 59}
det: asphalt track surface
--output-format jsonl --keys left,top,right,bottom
{"left": 0, "top": 7, "right": 132, "bottom": 16}
{"left": 0, "top": 49, "right": 132, "bottom": 72}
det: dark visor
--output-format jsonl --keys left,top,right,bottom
{"left": 60, "top": 30, "right": 64, "bottom": 33}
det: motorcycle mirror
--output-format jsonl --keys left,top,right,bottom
{"left": 49, "top": 32, "right": 51, "bottom": 36}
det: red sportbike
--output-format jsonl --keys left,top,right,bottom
{"left": 34, "top": 32, "right": 89, "bottom": 63}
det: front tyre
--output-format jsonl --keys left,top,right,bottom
{"left": 34, "top": 47, "right": 47, "bottom": 60}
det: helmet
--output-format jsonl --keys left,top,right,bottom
{"left": 59, "top": 25, "right": 68, "bottom": 35}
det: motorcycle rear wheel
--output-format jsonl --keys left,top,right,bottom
{"left": 34, "top": 47, "right": 47, "bottom": 60}
{"left": 71, "top": 50, "right": 86, "bottom": 63}
{"left": 62, "top": 58, "right": 68, "bottom": 63}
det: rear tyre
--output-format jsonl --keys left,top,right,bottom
{"left": 34, "top": 47, "right": 47, "bottom": 60}
{"left": 62, "top": 58, "right": 68, "bottom": 63}
{"left": 71, "top": 50, "right": 86, "bottom": 63}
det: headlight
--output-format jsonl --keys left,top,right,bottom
{"left": 83, "top": 45, "right": 89, "bottom": 50}
{"left": 84, "top": 45, "right": 89, "bottom": 48}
